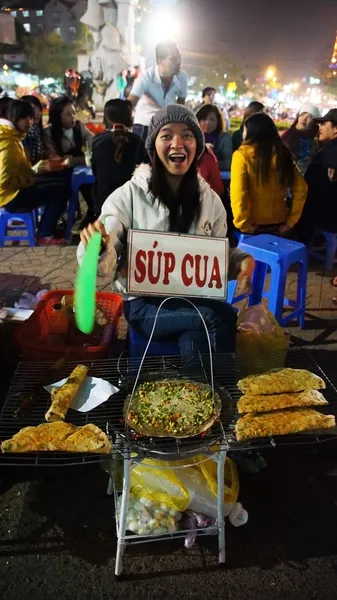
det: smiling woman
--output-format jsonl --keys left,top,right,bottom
{"left": 78, "top": 105, "right": 255, "bottom": 360}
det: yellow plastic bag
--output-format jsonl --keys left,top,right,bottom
{"left": 130, "top": 455, "right": 239, "bottom": 514}
{"left": 236, "top": 305, "right": 289, "bottom": 376}
{"left": 131, "top": 459, "right": 190, "bottom": 511}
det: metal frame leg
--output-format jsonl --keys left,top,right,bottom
{"left": 115, "top": 449, "right": 130, "bottom": 577}
{"left": 217, "top": 447, "right": 227, "bottom": 565}
{"left": 107, "top": 477, "right": 113, "bottom": 496}
{"left": 106, "top": 433, "right": 123, "bottom": 495}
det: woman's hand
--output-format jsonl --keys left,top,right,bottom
{"left": 277, "top": 224, "right": 291, "bottom": 236}
{"left": 80, "top": 220, "right": 110, "bottom": 247}
{"left": 236, "top": 256, "right": 255, "bottom": 293}
{"left": 328, "top": 168, "right": 337, "bottom": 182}
{"left": 32, "top": 160, "right": 51, "bottom": 174}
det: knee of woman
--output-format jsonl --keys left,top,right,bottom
{"left": 210, "top": 302, "right": 237, "bottom": 327}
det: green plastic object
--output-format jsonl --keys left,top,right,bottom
{"left": 75, "top": 231, "right": 102, "bottom": 334}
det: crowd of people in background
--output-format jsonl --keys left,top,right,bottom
{"left": 0, "top": 39, "right": 337, "bottom": 253}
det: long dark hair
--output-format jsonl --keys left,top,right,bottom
{"left": 241, "top": 101, "right": 264, "bottom": 127}
{"left": 103, "top": 98, "right": 133, "bottom": 164}
{"left": 149, "top": 153, "right": 201, "bottom": 233}
{"left": 9, "top": 100, "right": 34, "bottom": 130}
{"left": 196, "top": 104, "right": 224, "bottom": 134}
{"left": 244, "top": 113, "right": 294, "bottom": 187}
{"left": 20, "top": 95, "right": 43, "bottom": 133}
{"left": 0, "top": 96, "right": 13, "bottom": 119}
{"left": 48, "top": 95, "right": 74, "bottom": 156}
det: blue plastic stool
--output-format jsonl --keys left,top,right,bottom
{"left": 0, "top": 210, "right": 36, "bottom": 247}
{"left": 232, "top": 230, "right": 252, "bottom": 244}
{"left": 128, "top": 327, "right": 180, "bottom": 358}
{"left": 309, "top": 230, "right": 337, "bottom": 270}
{"left": 238, "top": 234, "right": 308, "bottom": 327}
{"left": 226, "top": 279, "right": 252, "bottom": 308}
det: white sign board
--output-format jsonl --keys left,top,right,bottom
{"left": 127, "top": 230, "right": 229, "bottom": 298}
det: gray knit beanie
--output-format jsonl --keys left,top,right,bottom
{"left": 145, "top": 105, "right": 205, "bottom": 160}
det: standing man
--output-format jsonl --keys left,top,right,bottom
{"left": 296, "top": 109, "right": 337, "bottom": 244}
{"left": 195, "top": 87, "right": 230, "bottom": 131}
{"left": 128, "top": 40, "right": 188, "bottom": 140}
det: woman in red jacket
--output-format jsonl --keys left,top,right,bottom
{"left": 198, "top": 146, "right": 224, "bottom": 196}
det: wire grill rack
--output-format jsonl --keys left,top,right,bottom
{"left": 1, "top": 348, "right": 337, "bottom": 467}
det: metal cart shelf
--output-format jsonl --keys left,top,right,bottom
{"left": 1, "top": 349, "right": 337, "bottom": 574}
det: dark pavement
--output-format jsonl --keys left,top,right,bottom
{"left": 1, "top": 440, "right": 337, "bottom": 600}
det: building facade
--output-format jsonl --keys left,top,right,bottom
{"left": 4, "top": 0, "right": 86, "bottom": 42}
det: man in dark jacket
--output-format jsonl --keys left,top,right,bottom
{"left": 296, "top": 109, "right": 337, "bottom": 244}
{"left": 91, "top": 99, "right": 149, "bottom": 216}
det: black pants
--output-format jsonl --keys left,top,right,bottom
{"left": 79, "top": 183, "right": 95, "bottom": 224}
{"left": 6, "top": 175, "right": 69, "bottom": 237}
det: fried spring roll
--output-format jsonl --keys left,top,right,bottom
{"left": 45, "top": 364, "right": 88, "bottom": 422}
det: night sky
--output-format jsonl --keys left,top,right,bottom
{"left": 176, "top": 0, "right": 337, "bottom": 79}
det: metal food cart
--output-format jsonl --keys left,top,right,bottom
{"left": 0, "top": 349, "right": 336, "bottom": 576}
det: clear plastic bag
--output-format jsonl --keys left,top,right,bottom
{"left": 116, "top": 493, "right": 181, "bottom": 536}
{"left": 130, "top": 455, "right": 239, "bottom": 519}
{"left": 236, "top": 305, "right": 289, "bottom": 376}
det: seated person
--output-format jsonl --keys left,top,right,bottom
{"left": 232, "top": 101, "right": 264, "bottom": 152}
{"left": 78, "top": 105, "right": 254, "bottom": 360}
{"left": 196, "top": 104, "right": 232, "bottom": 171}
{"left": 0, "top": 100, "right": 68, "bottom": 245}
{"left": 295, "top": 109, "right": 337, "bottom": 244}
{"left": 230, "top": 113, "right": 307, "bottom": 235}
{"left": 20, "top": 95, "right": 44, "bottom": 165}
{"left": 198, "top": 145, "right": 224, "bottom": 197}
{"left": 91, "top": 99, "right": 149, "bottom": 216}
{"left": 43, "top": 95, "right": 94, "bottom": 226}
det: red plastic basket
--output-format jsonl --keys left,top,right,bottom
{"left": 16, "top": 289, "right": 123, "bottom": 361}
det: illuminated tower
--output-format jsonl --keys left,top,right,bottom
{"left": 327, "top": 31, "right": 337, "bottom": 78}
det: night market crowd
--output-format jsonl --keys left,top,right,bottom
{"left": 1, "top": 39, "right": 337, "bottom": 474}
{"left": 0, "top": 40, "right": 336, "bottom": 249}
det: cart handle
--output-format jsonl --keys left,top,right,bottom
{"left": 126, "top": 296, "right": 215, "bottom": 415}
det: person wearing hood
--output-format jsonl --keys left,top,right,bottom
{"left": 78, "top": 105, "right": 254, "bottom": 359}
{"left": 281, "top": 103, "right": 320, "bottom": 175}
{"left": 230, "top": 113, "right": 307, "bottom": 235}
{"left": 0, "top": 100, "right": 69, "bottom": 245}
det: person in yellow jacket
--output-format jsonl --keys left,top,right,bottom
{"left": 0, "top": 100, "right": 70, "bottom": 245}
{"left": 230, "top": 113, "right": 308, "bottom": 235}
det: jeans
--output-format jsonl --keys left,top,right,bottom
{"left": 132, "top": 124, "right": 149, "bottom": 142}
{"left": 124, "top": 296, "right": 237, "bottom": 359}
{"left": 5, "top": 174, "right": 69, "bottom": 237}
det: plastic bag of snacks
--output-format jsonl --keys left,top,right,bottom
{"left": 130, "top": 454, "right": 241, "bottom": 519}
{"left": 236, "top": 305, "right": 289, "bottom": 376}
{"left": 116, "top": 493, "right": 181, "bottom": 536}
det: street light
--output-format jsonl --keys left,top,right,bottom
{"left": 147, "top": 10, "right": 181, "bottom": 45}
{"left": 265, "top": 65, "right": 276, "bottom": 81}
